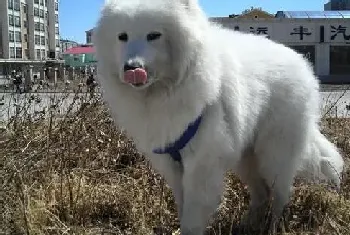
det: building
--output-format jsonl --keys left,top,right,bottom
{"left": 232, "top": 7, "right": 275, "bottom": 19}
{"left": 85, "top": 28, "right": 93, "bottom": 44}
{"left": 0, "top": 0, "right": 62, "bottom": 78}
{"left": 212, "top": 10, "right": 350, "bottom": 83}
{"left": 324, "top": 0, "right": 350, "bottom": 10}
{"left": 62, "top": 44, "right": 96, "bottom": 67}
{"left": 84, "top": 9, "right": 350, "bottom": 83}
{"left": 0, "top": 0, "right": 60, "bottom": 60}
{"left": 60, "top": 39, "right": 79, "bottom": 54}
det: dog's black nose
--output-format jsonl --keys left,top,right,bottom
{"left": 124, "top": 60, "right": 144, "bottom": 71}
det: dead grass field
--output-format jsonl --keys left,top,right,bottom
{"left": 0, "top": 91, "right": 349, "bottom": 235}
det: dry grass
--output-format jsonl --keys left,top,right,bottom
{"left": 0, "top": 91, "right": 349, "bottom": 235}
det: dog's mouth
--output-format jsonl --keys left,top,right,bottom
{"left": 123, "top": 68, "right": 150, "bottom": 88}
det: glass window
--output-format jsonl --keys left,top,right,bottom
{"left": 34, "top": 0, "right": 39, "bottom": 4}
{"left": 41, "top": 49, "right": 46, "bottom": 59}
{"left": 9, "top": 31, "right": 14, "bottom": 42}
{"left": 40, "top": 9, "right": 44, "bottom": 18}
{"left": 55, "top": 14, "right": 58, "bottom": 23}
{"left": 289, "top": 45, "right": 316, "bottom": 67}
{"left": 55, "top": 26, "right": 59, "bottom": 34}
{"left": 35, "top": 35, "right": 40, "bottom": 45}
{"left": 35, "top": 22, "right": 40, "bottom": 31}
{"left": 24, "top": 34, "right": 28, "bottom": 42}
{"left": 10, "top": 47, "right": 15, "bottom": 58}
{"left": 8, "top": 0, "right": 13, "bottom": 9}
{"left": 14, "top": 16, "right": 21, "bottom": 27}
{"left": 41, "top": 36, "right": 45, "bottom": 45}
{"left": 15, "top": 47, "right": 22, "bottom": 58}
{"left": 40, "top": 0, "right": 44, "bottom": 6}
{"left": 8, "top": 15, "right": 14, "bottom": 26}
{"left": 15, "top": 31, "right": 21, "bottom": 42}
{"left": 330, "top": 46, "right": 350, "bottom": 75}
{"left": 34, "top": 7, "right": 39, "bottom": 16}
{"left": 14, "top": 0, "right": 20, "bottom": 11}
{"left": 36, "top": 49, "right": 41, "bottom": 60}
{"left": 40, "top": 23, "right": 45, "bottom": 31}
{"left": 55, "top": 2, "right": 58, "bottom": 11}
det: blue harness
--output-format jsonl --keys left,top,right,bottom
{"left": 153, "top": 115, "right": 203, "bottom": 163}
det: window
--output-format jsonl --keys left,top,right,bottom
{"left": 23, "top": 5, "right": 27, "bottom": 13}
{"left": 9, "top": 31, "right": 14, "bottom": 42}
{"left": 15, "top": 31, "right": 21, "bottom": 42}
{"left": 55, "top": 2, "right": 58, "bottom": 11}
{"left": 41, "top": 49, "right": 46, "bottom": 59}
{"left": 8, "top": 15, "right": 14, "bottom": 26}
{"left": 14, "top": 0, "right": 20, "bottom": 11}
{"left": 34, "top": 7, "right": 39, "bottom": 16}
{"left": 24, "top": 20, "right": 27, "bottom": 28}
{"left": 35, "top": 35, "right": 40, "bottom": 45}
{"left": 40, "top": 9, "right": 44, "bottom": 18}
{"left": 55, "top": 14, "right": 58, "bottom": 23}
{"left": 40, "top": 0, "right": 44, "bottom": 6}
{"left": 34, "top": 22, "right": 40, "bottom": 31}
{"left": 289, "top": 45, "right": 315, "bottom": 67}
{"left": 41, "top": 36, "right": 45, "bottom": 45}
{"left": 34, "top": 0, "right": 39, "bottom": 4}
{"left": 8, "top": 0, "right": 13, "bottom": 9}
{"left": 14, "top": 16, "right": 21, "bottom": 27}
{"left": 25, "top": 49, "right": 29, "bottom": 58}
{"left": 56, "top": 39, "right": 60, "bottom": 47}
{"left": 24, "top": 34, "right": 28, "bottom": 42}
{"left": 10, "top": 47, "right": 15, "bottom": 58}
{"left": 36, "top": 49, "right": 41, "bottom": 60}
{"left": 330, "top": 46, "right": 350, "bottom": 75}
{"left": 55, "top": 26, "right": 59, "bottom": 35}
{"left": 15, "top": 47, "right": 22, "bottom": 58}
{"left": 40, "top": 23, "right": 45, "bottom": 31}
{"left": 45, "top": 11, "right": 48, "bottom": 19}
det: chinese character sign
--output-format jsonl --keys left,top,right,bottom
{"left": 331, "top": 25, "right": 350, "bottom": 41}
{"left": 249, "top": 26, "right": 270, "bottom": 38}
{"left": 290, "top": 26, "right": 312, "bottom": 40}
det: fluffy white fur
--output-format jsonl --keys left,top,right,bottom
{"left": 93, "top": 0, "right": 344, "bottom": 234}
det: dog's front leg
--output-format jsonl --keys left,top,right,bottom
{"left": 180, "top": 157, "right": 226, "bottom": 235}
{"left": 148, "top": 154, "right": 184, "bottom": 218}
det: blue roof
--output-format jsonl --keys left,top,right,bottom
{"left": 275, "top": 11, "right": 350, "bottom": 18}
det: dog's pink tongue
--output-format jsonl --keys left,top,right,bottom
{"left": 124, "top": 68, "right": 148, "bottom": 85}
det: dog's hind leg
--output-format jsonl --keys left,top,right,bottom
{"left": 254, "top": 118, "right": 310, "bottom": 233}
{"left": 237, "top": 153, "right": 271, "bottom": 233}
{"left": 179, "top": 156, "right": 227, "bottom": 235}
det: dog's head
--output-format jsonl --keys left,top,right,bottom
{"left": 93, "top": 0, "right": 208, "bottom": 91}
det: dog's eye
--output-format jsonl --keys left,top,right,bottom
{"left": 147, "top": 32, "right": 162, "bottom": 41}
{"left": 118, "top": 32, "right": 128, "bottom": 42}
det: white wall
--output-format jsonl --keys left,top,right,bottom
{"left": 211, "top": 17, "right": 350, "bottom": 76}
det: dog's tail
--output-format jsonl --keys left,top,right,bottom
{"left": 297, "top": 127, "right": 344, "bottom": 188}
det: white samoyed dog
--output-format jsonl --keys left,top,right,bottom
{"left": 93, "top": 0, "right": 344, "bottom": 234}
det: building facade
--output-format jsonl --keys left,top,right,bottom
{"left": 0, "top": 0, "right": 60, "bottom": 60}
{"left": 324, "top": 0, "right": 350, "bottom": 10}
{"left": 212, "top": 12, "right": 350, "bottom": 82}
{"left": 60, "top": 39, "right": 79, "bottom": 54}
{"left": 85, "top": 28, "right": 93, "bottom": 44}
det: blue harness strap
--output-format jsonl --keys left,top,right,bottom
{"left": 153, "top": 115, "right": 203, "bottom": 163}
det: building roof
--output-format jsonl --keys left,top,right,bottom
{"left": 62, "top": 45, "right": 95, "bottom": 55}
{"left": 275, "top": 10, "right": 350, "bottom": 18}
